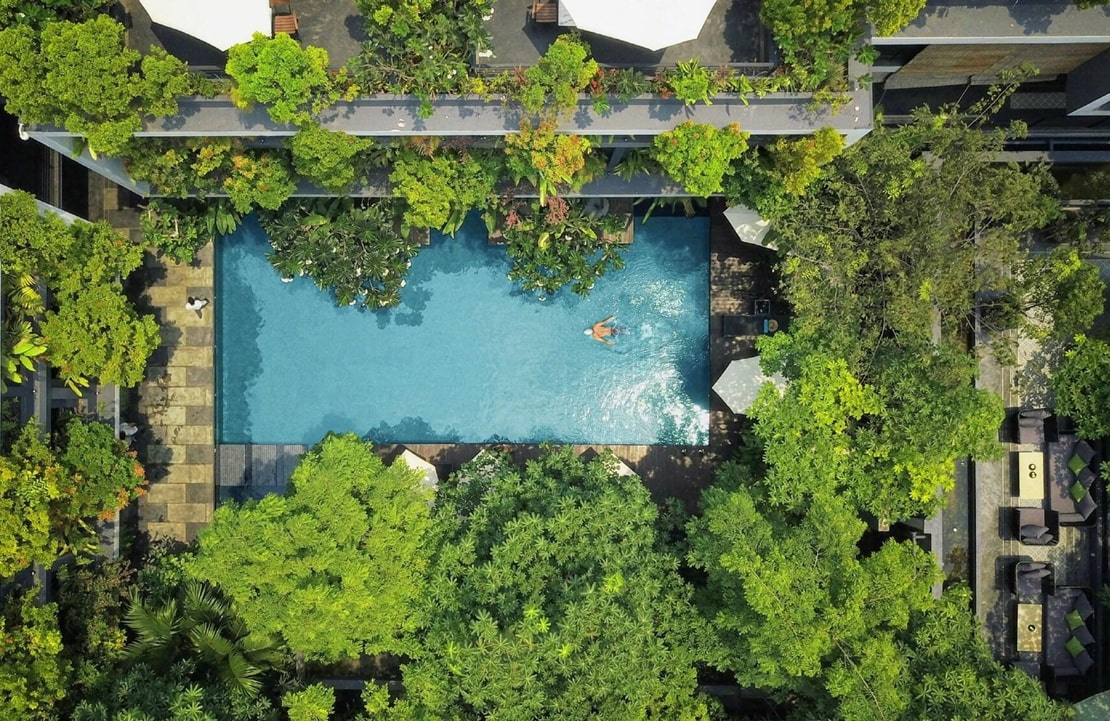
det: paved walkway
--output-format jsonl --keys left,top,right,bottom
{"left": 134, "top": 244, "right": 216, "bottom": 542}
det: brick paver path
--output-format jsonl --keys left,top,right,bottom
{"left": 135, "top": 244, "right": 216, "bottom": 541}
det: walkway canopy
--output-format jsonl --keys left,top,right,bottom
{"left": 558, "top": 0, "right": 718, "bottom": 51}
{"left": 712, "top": 356, "right": 787, "bottom": 415}
{"left": 138, "top": 0, "right": 270, "bottom": 51}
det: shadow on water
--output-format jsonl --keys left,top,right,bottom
{"left": 363, "top": 416, "right": 462, "bottom": 445}
{"left": 217, "top": 220, "right": 266, "bottom": 444}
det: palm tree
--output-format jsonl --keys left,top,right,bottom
{"left": 124, "top": 581, "right": 285, "bottom": 697}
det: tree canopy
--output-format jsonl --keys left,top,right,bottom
{"left": 374, "top": 447, "right": 715, "bottom": 721}
{"left": 187, "top": 433, "right": 435, "bottom": 661}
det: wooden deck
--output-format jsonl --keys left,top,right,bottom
{"left": 215, "top": 201, "right": 779, "bottom": 509}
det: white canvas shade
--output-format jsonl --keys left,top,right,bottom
{"left": 399, "top": 448, "right": 439, "bottom": 495}
{"left": 723, "top": 205, "right": 776, "bottom": 251}
{"left": 558, "top": 0, "right": 718, "bottom": 51}
{"left": 712, "top": 356, "right": 787, "bottom": 415}
{"left": 138, "top": 0, "right": 270, "bottom": 51}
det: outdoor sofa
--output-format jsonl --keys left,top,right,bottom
{"left": 1046, "top": 588, "right": 1097, "bottom": 678}
{"left": 1047, "top": 436, "right": 1099, "bottom": 525}
{"left": 1014, "top": 508, "right": 1060, "bottom": 546}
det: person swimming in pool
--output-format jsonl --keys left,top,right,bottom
{"left": 585, "top": 315, "right": 624, "bottom": 345}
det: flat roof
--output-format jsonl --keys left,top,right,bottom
{"left": 873, "top": 0, "right": 1110, "bottom": 43}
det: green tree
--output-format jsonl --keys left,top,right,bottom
{"left": 390, "top": 146, "right": 500, "bottom": 233}
{"left": 289, "top": 124, "right": 376, "bottom": 193}
{"left": 70, "top": 661, "right": 276, "bottom": 721}
{"left": 688, "top": 466, "right": 940, "bottom": 721}
{"left": 652, "top": 122, "right": 749, "bottom": 197}
{"left": 902, "top": 586, "right": 1069, "bottom": 720}
{"left": 1023, "top": 247, "right": 1106, "bottom": 338}
{"left": 187, "top": 433, "right": 435, "bottom": 662}
{"left": 378, "top": 447, "right": 714, "bottom": 721}
{"left": 259, "top": 199, "right": 420, "bottom": 308}
{"left": 519, "top": 35, "right": 597, "bottom": 118}
{"left": 226, "top": 33, "right": 335, "bottom": 126}
{"left": 222, "top": 150, "right": 297, "bottom": 213}
{"left": 0, "top": 589, "right": 70, "bottom": 721}
{"left": 504, "top": 121, "right": 599, "bottom": 206}
{"left": 1050, "top": 334, "right": 1110, "bottom": 439}
{"left": 283, "top": 684, "right": 335, "bottom": 721}
{"left": 767, "top": 127, "right": 845, "bottom": 196}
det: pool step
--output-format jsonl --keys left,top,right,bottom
{"left": 216, "top": 444, "right": 307, "bottom": 503}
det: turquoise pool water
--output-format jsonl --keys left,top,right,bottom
{"left": 217, "top": 213, "right": 709, "bottom": 445}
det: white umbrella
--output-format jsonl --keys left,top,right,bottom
{"left": 139, "top": 0, "right": 270, "bottom": 51}
{"left": 558, "top": 0, "right": 718, "bottom": 51}
{"left": 723, "top": 205, "right": 776, "bottom": 251}
{"left": 399, "top": 448, "right": 439, "bottom": 495}
{"left": 712, "top": 356, "right": 787, "bottom": 415}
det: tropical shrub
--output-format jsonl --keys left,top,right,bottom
{"left": 519, "top": 35, "right": 597, "bottom": 117}
{"left": 141, "top": 198, "right": 243, "bottom": 264}
{"left": 389, "top": 146, "right": 501, "bottom": 233}
{"left": 652, "top": 121, "right": 750, "bottom": 197}
{"left": 493, "top": 197, "right": 629, "bottom": 296}
{"left": 222, "top": 151, "right": 298, "bottom": 213}
{"left": 1051, "top": 334, "right": 1110, "bottom": 439}
{"left": 0, "top": 590, "right": 69, "bottom": 721}
{"left": 259, "top": 199, "right": 420, "bottom": 308}
{"left": 187, "top": 433, "right": 435, "bottom": 661}
{"left": 0, "top": 0, "right": 112, "bottom": 30}
{"left": 282, "top": 684, "right": 335, "bottom": 721}
{"left": 288, "top": 124, "right": 377, "bottom": 193}
{"left": 767, "top": 126, "right": 845, "bottom": 196}
{"left": 225, "top": 33, "right": 335, "bottom": 126}
{"left": 0, "top": 17, "right": 190, "bottom": 157}
{"left": 660, "top": 58, "right": 721, "bottom": 106}
{"left": 0, "top": 418, "right": 145, "bottom": 577}
{"left": 350, "top": 0, "right": 491, "bottom": 116}
{"left": 504, "top": 121, "right": 600, "bottom": 206}
{"left": 1019, "top": 247, "right": 1106, "bottom": 339}
{"left": 383, "top": 447, "right": 716, "bottom": 720}
{"left": 124, "top": 137, "right": 237, "bottom": 198}
{"left": 56, "top": 560, "right": 133, "bottom": 697}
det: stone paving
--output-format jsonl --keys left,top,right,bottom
{"left": 134, "top": 245, "right": 216, "bottom": 542}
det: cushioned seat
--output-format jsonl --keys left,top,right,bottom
{"left": 1075, "top": 593, "right": 1095, "bottom": 619}
{"left": 1071, "top": 624, "right": 1095, "bottom": 646}
{"left": 1078, "top": 467, "right": 1096, "bottom": 489}
{"left": 1074, "top": 651, "right": 1095, "bottom": 675}
{"left": 1077, "top": 493, "right": 1098, "bottom": 520}
{"left": 1074, "top": 439, "right": 1096, "bottom": 463}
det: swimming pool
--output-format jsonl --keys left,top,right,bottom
{"left": 217, "top": 213, "right": 709, "bottom": 446}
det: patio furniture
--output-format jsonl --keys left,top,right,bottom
{"left": 531, "top": 0, "right": 558, "bottom": 24}
{"left": 1017, "top": 602, "right": 1043, "bottom": 653}
{"left": 722, "top": 315, "right": 790, "bottom": 337}
{"left": 273, "top": 10, "right": 298, "bottom": 36}
{"left": 1014, "top": 508, "right": 1059, "bottom": 545}
{"left": 1046, "top": 588, "right": 1098, "bottom": 678}
{"left": 1016, "top": 408, "right": 1052, "bottom": 444}
{"left": 1016, "top": 450, "right": 1046, "bottom": 500}
{"left": 1014, "top": 561, "right": 1054, "bottom": 597}
{"left": 1048, "top": 436, "right": 1100, "bottom": 524}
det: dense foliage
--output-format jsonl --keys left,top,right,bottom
{"left": 652, "top": 122, "right": 749, "bottom": 197}
{"left": 504, "top": 121, "right": 600, "bottom": 206}
{"left": 0, "top": 416, "right": 145, "bottom": 577}
{"left": 380, "top": 447, "right": 715, "bottom": 721}
{"left": 0, "top": 191, "right": 159, "bottom": 392}
{"left": 259, "top": 199, "right": 420, "bottom": 308}
{"left": 288, "top": 125, "right": 377, "bottom": 193}
{"left": 0, "top": 16, "right": 188, "bottom": 156}
{"left": 1050, "top": 334, "right": 1110, "bottom": 439}
{"left": 519, "top": 35, "right": 598, "bottom": 118}
{"left": 493, "top": 197, "right": 629, "bottom": 296}
{"left": 0, "top": 589, "right": 69, "bottom": 720}
{"left": 226, "top": 33, "right": 336, "bottom": 126}
{"left": 389, "top": 145, "right": 500, "bottom": 233}
{"left": 187, "top": 433, "right": 435, "bottom": 661}
{"left": 141, "top": 198, "right": 243, "bottom": 264}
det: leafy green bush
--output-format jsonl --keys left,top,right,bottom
{"left": 768, "top": 127, "right": 846, "bottom": 195}
{"left": 652, "top": 121, "right": 750, "bottom": 197}
{"left": 493, "top": 197, "right": 629, "bottom": 296}
{"left": 222, "top": 151, "right": 298, "bottom": 213}
{"left": 0, "top": 0, "right": 112, "bottom": 30}
{"left": 1051, "top": 334, "right": 1110, "bottom": 439}
{"left": 504, "top": 121, "right": 601, "bottom": 206}
{"left": 58, "top": 415, "right": 147, "bottom": 522}
{"left": 0, "top": 590, "right": 69, "bottom": 720}
{"left": 519, "top": 35, "right": 597, "bottom": 117}
{"left": 141, "top": 198, "right": 243, "bottom": 264}
{"left": 187, "top": 433, "right": 435, "bottom": 661}
{"left": 0, "top": 17, "right": 190, "bottom": 157}
{"left": 259, "top": 199, "right": 420, "bottom": 308}
{"left": 288, "top": 124, "right": 376, "bottom": 193}
{"left": 390, "top": 146, "right": 500, "bottom": 233}
{"left": 661, "top": 58, "right": 721, "bottom": 106}
{"left": 226, "top": 33, "right": 335, "bottom": 126}
{"left": 124, "top": 138, "right": 236, "bottom": 198}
